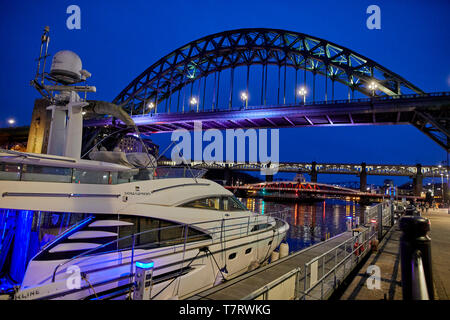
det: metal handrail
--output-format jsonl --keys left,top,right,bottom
{"left": 411, "top": 251, "right": 429, "bottom": 300}
{"left": 302, "top": 227, "right": 377, "bottom": 300}
{"left": 301, "top": 200, "right": 396, "bottom": 300}
{"left": 50, "top": 211, "right": 288, "bottom": 283}
{"left": 364, "top": 200, "right": 391, "bottom": 225}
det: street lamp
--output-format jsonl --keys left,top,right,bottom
{"left": 147, "top": 102, "right": 155, "bottom": 110}
{"left": 297, "top": 87, "right": 307, "bottom": 104}
{"left": 240, "top": 91, "right": 248, "bottom": 108}
{"left": 189, "top": 97, "right": 198, "bottom": 111}
{"left": 7, "top": 119, "right": 15, "bottom": 126}
{"left": 441, "top": 173, "right": 444, "bottom": 204}
{"left": 368, "top": 81, "right": 377, "bottom": 96}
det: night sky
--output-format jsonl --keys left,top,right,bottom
{"left": 0, "top": 0, "right": 449, "bottom": 185}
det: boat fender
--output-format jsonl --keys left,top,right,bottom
{"left": 247, "top": 260, "right": 260, "bottom": 272}
{"left": 371, "top": 239, "right": 379, "bottom": 252}
{"left": 213, "top": 272, "right": 224, "bottom": 286}
{"left": 279, "top": 243, "right": 289, "bottom": 258}
{"left": 270, "top": 251, "right": 279, "bottom": 263}
{"left": 353, "top": 242, "right": 361, "bottom": 256}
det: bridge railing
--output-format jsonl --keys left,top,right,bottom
{"left": 129, "top": 91, "right": 450, "bottom": 117}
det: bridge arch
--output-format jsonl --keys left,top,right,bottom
{"left": 114, "top": 28, "right": 423, "bottom": 115}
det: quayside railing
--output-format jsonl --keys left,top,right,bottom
{"left": 399, "top": 214, "right": 434, "bottom": 300}
{"left": 243, "top": 200, "right": 398, "bottom": 300}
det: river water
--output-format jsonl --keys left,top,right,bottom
{"left": 240, "top": 198, "right": 367, "bottom": 253}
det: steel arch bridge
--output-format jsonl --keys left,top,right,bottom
{"left": 113, "top": 28, "right": 423, "bottom": 114}
{"left": 83, "top": 28, "right": 449, "bottom": 151}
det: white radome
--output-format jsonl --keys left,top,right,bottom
{"left": 49, "top": 50, "right": 83, "bottom": 84}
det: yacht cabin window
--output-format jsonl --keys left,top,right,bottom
{"left": 0, "top": 162, "right": 204, "bottom": 185}
{"left": 0, "top": 163, "right": 21, "bottom": 180}
{"left": 223, "top": 196, "right": 248, "bottom": 211}
{"left": 181, "top": 197, "right": 221, "bottom": 210}
{"left": 22, "top": 165, "right": 72, "bottom": 183}
{"left": 117, "top": 215, "right": 210, "bottom": 249}
{"left": 72, "top": 169, "right": 110, "bottom": 184}
{"left": 180, "top": 196, "right": 247, "bottom": 212}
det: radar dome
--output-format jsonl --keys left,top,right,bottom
{"left": 50, "top": 50, "right": 83, "bottom": 84}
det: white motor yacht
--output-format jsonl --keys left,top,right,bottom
{"left": 0, "top": 151, "right": 288, "bottom": 300}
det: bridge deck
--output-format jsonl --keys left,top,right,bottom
{"left": 188, "top": 231, "right": 353, "bottom": 300}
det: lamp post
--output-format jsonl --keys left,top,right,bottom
{"left": 7, "top": 119, "right": 15, "bottom": 127}
{"left": 189, "top": 97, "right": 198, "bottom": 111}
{"left": 146, "top": 101, "right": 155, "bottom": 115}
{"left": 368, "top": 81, "right": 377, "bottom": 97}
{"left": 240, "top": 91, "right": 248, "bottom": 108}
{"left": 441, "top": 173, "right": 444, "bottom": 205}
{"left": 298, "top": 87, "right": 307, "bottom": 104}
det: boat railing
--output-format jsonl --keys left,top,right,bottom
{"left": 51, "top": 210, "right": 289, "bottom": 283}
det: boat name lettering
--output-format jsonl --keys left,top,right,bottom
{"left": 16, "top": 289, "right": 40, "bottom": 300}
{"left": 124, "top": 192, "right": 152, "bottom": 196}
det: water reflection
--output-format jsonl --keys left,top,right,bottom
{"left": 239, "top": 198, "right": 366, "bottom": 252}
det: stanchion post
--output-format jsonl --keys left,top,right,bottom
{"left": 399, "top": 216, "right": 434, "bottom": 300}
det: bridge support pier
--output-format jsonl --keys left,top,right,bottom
{"left": 414, "top": 164, "right": 423, "bottom": 197}
{"left": 310, "top": 161, "right": 317, "bottom": 183}
{"left": 224, "top": 164, "right": 231, "bottom": 186}
{"left": 360, "top": 162, "right": 367, "bottom": 192}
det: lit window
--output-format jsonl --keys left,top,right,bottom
{"left": 223, "top": 196, "right": 248, "bottom": 211}
{"left": 181, "top": 197, "right": 221, "bottom": 210}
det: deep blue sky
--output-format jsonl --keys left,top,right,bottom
{"left": 0, "top": 0, "right": 449, "bottom": 185}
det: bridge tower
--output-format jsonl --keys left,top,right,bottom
{"left": 413, "top": 164, "right": 423, "bottom": 196}
{"left": 224, "top": 163, "right": 231, "bottom": 186}
{"left": 310, "top": 161, "right": 318, "bottom": 183}
{"left": 360, "top": 162, "right": 367, "bottom": 192}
